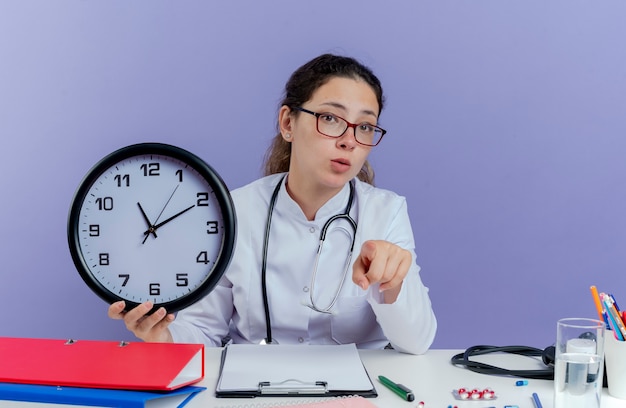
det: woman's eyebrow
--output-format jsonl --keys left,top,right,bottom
{"left": 319, "top": 102, "right": 378, "bottom": 118}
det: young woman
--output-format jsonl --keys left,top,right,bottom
{"left": 108, "top": 53, "right": 437, "bottom": 354}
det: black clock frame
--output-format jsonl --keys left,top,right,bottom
{"left": 67, "top": 142, "right": 236, "bottom": 313}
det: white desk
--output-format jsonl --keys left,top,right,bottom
{"left": 3, "top": 348, "right": 626, "bottom": 408}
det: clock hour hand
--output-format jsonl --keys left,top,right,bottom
{"left": 143, "top": 204, "right": 196, "bottom": 238}
{"left": 137, "top": 202, "right": 158, "bottom": 239}
{"left": 138, "top": 202, "right": 158, "bottom": 244}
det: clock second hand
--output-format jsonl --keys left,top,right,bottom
{"left": 139, "top": 184, "right": 179, "bottom": 244}
{"left": 153, "top": 184, "right": 180, "bottom": 225}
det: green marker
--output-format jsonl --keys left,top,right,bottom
{"left": 378, "top": 375, "right": 415, "bottom": 402}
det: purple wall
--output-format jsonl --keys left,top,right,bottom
{"left": 1, "top": 1, "right": 625, "bottom": 350}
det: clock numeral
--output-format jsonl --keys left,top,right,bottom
{"left": 149, "top": 283, "right": 160, "bottom": 296}
{"left": 95, "top": 197, "right": 114, "bottom": 211}
{"left": 99, "top": 253, "right": 109, "bottom": 266}
{"left": 176, "top": 273, "right": 189, "bottom": 287}
{"left": 196, "top": 192, "right": 209, "bottom": 206}
{"left": 119, "top": 274, "right": 129, "bottom": 286}
{"left": 114, "top": 174, "right": 130, "bottom": 187}
{"left": 196, "top": 251, "right": 211, "bottom": 264}
{"left": 207, "top": 221, "right": 218, "bottom": 234}
{"left": 140, "top": 163, "right": 160, "bottom": 176}
{"left": 89, "top": 224, "right": 100, "bottom": 237}
{"left": 176, "top": 169, "right": 183, "bottom": 182}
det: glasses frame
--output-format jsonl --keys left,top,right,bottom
{"left": 293, "top": 106, "right": 387, "bottom": 147}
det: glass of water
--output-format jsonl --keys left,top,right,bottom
{"left": 554, "top": 317, "right": 605, "bottom": 408}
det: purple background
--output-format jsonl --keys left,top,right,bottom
{"left": 1, "top": 1, "right": 625, "bottom": 350}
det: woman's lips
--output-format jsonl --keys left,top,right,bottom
{"left": 331, "top": 158, "right": 351, "bottom": 172}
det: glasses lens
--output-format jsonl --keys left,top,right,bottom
{"left": 355, "top": 125, "right": 384, "bottom": 146}
{"left": 315, "top": 113, "right": 385, "bottom": 146}
{"left": 316, "top": 114, "right": 347, "bottom": 137}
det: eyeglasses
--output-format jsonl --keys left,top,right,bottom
{"left": 293, "top": 106, "right": 387, "bottom": 147}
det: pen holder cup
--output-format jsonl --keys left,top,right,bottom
{"left": 605, "top": 333, "right": 626, "bottom": 399}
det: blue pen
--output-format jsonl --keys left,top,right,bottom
{"left": 603, "top": 295, "right": 626, "bottom": 340}
{"left": 603, "top": 310, "right": 611, "bottom": 329}
{"left": 605, "top": 309, "right": 624, "bottom": 341}
{"left": 611, "top": 294, "right": 622, "bottom": 312}
{"left": 532, "top": 392, "right": 543, "bottom": 408}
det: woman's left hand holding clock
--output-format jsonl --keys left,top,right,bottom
{"left": 108, "top": 300, "right": 176, "bottom": 343}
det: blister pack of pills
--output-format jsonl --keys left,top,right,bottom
{"left": 451, "top": 387, "right": 497, "bottom": 401}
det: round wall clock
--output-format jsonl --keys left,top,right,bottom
{"left": 68, "top": 142, "right": 236, "bottom": 313}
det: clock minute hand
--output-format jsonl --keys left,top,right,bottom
{"left": 140, "top": 185, "right": 181, "bottom": 244}
{"left": 143, "top": 204, "right": 196, "bottom": 237}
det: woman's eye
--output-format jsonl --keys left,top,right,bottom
{"left": 320, "top": 114, "right": 338, "bottom": 124}
{"left": 359, "top": 124, "right": 375, "bottom": 133}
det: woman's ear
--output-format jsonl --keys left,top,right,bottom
{"left": 278, "top": 105, "right": 293, "bottom": 141}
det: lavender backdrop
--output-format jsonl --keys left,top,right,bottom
{"left": 1, "top": 0, "right": 625, "bottom": 350}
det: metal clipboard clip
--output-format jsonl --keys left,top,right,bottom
{"left": 258, "top": 379, "right": 328, "bottom": 395}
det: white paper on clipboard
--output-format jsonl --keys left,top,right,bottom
{"left": 216, "top": 343, "right": 376, "bottom": 396}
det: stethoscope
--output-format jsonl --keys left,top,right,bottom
{"left": 261, "top": 175, "right": 357, "bottom": 344}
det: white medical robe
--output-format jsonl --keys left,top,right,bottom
{"left": 169, "top": 173, "right": 437, "bottom": 354}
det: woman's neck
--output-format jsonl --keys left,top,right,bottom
{"left": 284, "top": 176, "right": 342, "bottom": 221}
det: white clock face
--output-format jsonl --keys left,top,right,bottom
{"left": 69, "top": 145, "right": 235, "bottom": 312}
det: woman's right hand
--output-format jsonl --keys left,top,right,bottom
{"left": 108, "top": 300, "right": 175, "bottom": 343}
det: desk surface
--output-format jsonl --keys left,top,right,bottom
{"left": 3, "top": 348, "right": 626, "bottom": 408}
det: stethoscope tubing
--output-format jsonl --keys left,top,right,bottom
{"left": 261, "top": 175, "right": 356, "bottom": 344}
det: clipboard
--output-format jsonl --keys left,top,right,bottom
{"left": 215, "top": 344, "right": 377, "bottom": 398}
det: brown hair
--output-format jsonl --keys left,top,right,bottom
{"left": 263, "top": 54, "right": 385, "bottom": 185}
